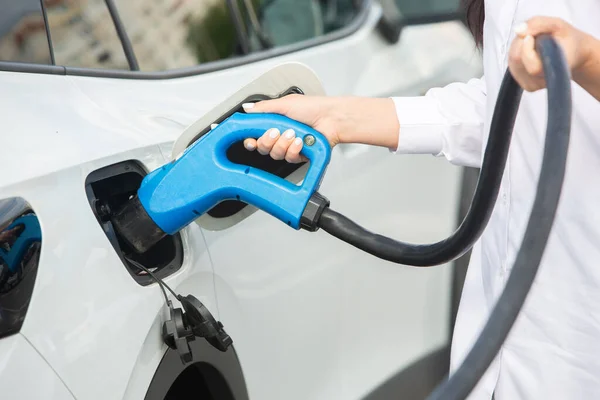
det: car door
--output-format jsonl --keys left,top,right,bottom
{"left": 0, "top": 0, "right": 481, "bottom": 399}
{"left": 168, "top": 2, "right": 481, "bottom": 400}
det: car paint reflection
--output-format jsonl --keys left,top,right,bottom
{"left": 0, "top": 197, "right": 42, "bottom": 338}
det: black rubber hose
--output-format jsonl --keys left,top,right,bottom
{"left": 318, "top": 72, "right": 522, "bottom": 266}
{"left": 426, "top": 35, "right": 571, "bottom": 400}
{"left": 319, "top": 35, "right": 572, "bottom": 399}
{"left": 318, "top": 44, "right": 563, "bottom": 267}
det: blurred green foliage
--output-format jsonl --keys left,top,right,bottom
{"left": 185, "top": 0, "right": 360, "bottom": 64}
{"left": 186, "top": 0, "right": 263, "bottom": 63}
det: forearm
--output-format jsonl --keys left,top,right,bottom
{"left": 574, "top": 33, "right": 600, "bottom": 101}
{"left": 334, "top": 97, "right": 400, "bottom": 149}
{"left": 327, "top": 76, "right": 487, "bottom": 168}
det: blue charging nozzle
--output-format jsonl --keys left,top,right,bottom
{"left": 112, "top": 112, "right": 331, "bottom": 253}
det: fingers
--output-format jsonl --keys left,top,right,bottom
{"left": 521, "top": 35, "right": 543, "bottom": 77}
{"left": 285, "top": 137, "right": 305, "bottom": 163}
{"left": 514, "top": 17, "right": 565, "bottom": 46}
{"left": 518, "top": 34, "right": 546, "bottom": 90}
{"left": 269, "top": 129, "right": 296, "bottom": 160}
{"left": 241, "top": 98, "right": 288, "bottom": 153}
{"left": 508, "top": 34, "right": 525, "bottom": 69}
{"left": 517, "top": 17, "right": 563, "bottom": 38}
{"left": 241, "top": 94, "right": 306, "bottom": 163}
{"left": 243, "top": 138, "right": 257, "bottom": 151}
{"left": 243, "top": 127, "right": 305, "bottom": 163}
{"left": 508, "top": 34, "right": 546, "bottom": 92}
{"left": 255, "top": 128, "right": 281, "bottom": 155}
{"left": 241, "top": 94, "right": 308, "bottom": 163}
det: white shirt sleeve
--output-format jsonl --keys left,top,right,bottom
{"left": 391, "top": 76, "right": 487, "bottom": 168}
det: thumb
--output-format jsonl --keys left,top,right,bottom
{"left": 515, "top": 16, "right": 563, "bottom": 38}
{"left": 242, "top": 97, "right": 290, "bottom": 115}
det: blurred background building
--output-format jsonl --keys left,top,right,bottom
{"left": 0, "top": 0, "right": 230, "bottom": 70}
{"left": 0, "top": 1, "right": 50, "bottom": 64}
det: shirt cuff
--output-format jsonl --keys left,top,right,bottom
{"left": 390, "top": 96, "right": 447, "bottom": 156}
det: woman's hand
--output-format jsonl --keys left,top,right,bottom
{"left": 508, "top": 16, "right": 592, "bottom": 92}
{"left": 242, "top": 94, "right": 343, "bottom": 163}
{"left": 241, "top": 95, "right": 400, "bottom": 163}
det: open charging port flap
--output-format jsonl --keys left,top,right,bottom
{"left": 85, "top": 160, "right": 184, "bottom": 286}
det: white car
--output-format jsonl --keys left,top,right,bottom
{"left": 0, "top": 0, "right": 481, "bottom": 399}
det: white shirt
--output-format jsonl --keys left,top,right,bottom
{"left": 393, "top": 1, "right": 600, "bottom": 399}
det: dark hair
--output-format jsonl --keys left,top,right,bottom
{"left": 462, "top": 0, "right": 485, "bottom": 47}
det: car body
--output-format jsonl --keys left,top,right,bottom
{"left": 0, "top": 0, "right": 482, "bottom": 399}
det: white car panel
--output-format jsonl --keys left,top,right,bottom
{"left": 0, "top": 334, "right": 75, "bottom": 400}
{"left": 6, "top": 147, "right": 217, "bottom": 400}
{"left": 0, "top": 1, "right": 482, "bottom": 399}
{"left": 205, "top": 152, "right": 460, "bottom": 400}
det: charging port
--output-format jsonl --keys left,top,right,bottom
{"left": 85, "top": 160, "right": 184, "bottom": 286}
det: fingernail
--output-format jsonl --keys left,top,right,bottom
{"left": 268, "top": 128, "right": 280, "bottom": 138}
{"left": 242, "top": 103, "right": 255, "bottom": 111}
{"left": 210, "top": 123, "right": 218, "bottom": 129}
{"left": 245, "top": 141, "right": 255, "bottom": 150}
{"left": 515, "top": 22, "right": 528, "bottom": 36}
{"left": 284, "top": 129, "right": 295, "bottom": 139}
{"left": 525, "top": 35, "right": 534, "bottom": 45}
{"left": 293, "top": 137, "right": 302, "bottom": 146}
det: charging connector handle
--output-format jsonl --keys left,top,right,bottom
{"left": 137, "top": 112, "right": 331, "bottom": 236}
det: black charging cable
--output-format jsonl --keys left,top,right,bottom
{"left": 126, "top": 257, "right": 177, "bottom": 300}
{"left": 125, "top": 257, "right": 233, "bottom": 364}
{"left": 302, "top": 35, "right": 572, "bottom": 399}
{"left": 312, "top": 69, "right": 520, "bottom": 266}
{"left": 426, "top": 35, "right": 571, "bottom": 400}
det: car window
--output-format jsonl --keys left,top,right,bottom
{"left": 394, "top": 0, "right": 460, "bottom": 20}
{"left": 0, "top": 0, "right": 52, "bottom": 64}
{"left": 112, "top": 0, "right": 363, "bottom": 72}
{"left": 44, "top": 0, "right": 130, "bottom": 70}
{"left": 258, "top": 0, "right": 359, "bottom": 47}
